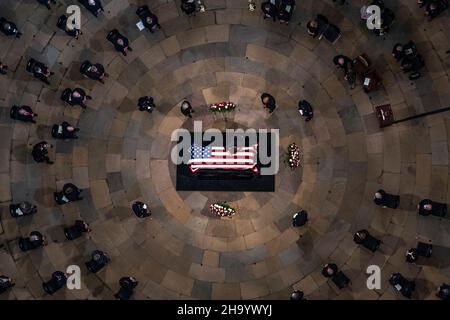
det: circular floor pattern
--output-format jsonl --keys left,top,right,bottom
{"left": 0, "top": 0, "right": 450, "bottom": 300}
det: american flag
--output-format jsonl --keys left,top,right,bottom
{"left": 188, "top": 144, "right": 259, "bottom": 174}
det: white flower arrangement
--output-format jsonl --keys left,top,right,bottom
{"left": 287, "top": 143, "right": 301, "bottom": 170}
{"left": 209, "top": 102, "right": 236, "bottom": 113}
{"left": 210, "top": 202, "right": 236, "bottom": 217}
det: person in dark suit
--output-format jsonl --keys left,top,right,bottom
{"left": 32, "top": 141, "right": 53, "bottom": 164}
{"left": 261, "top": 1, "right": 278, "bottom": 21}
{"left": 10, "top": 105, "right": 38, "bottom": 123}
{"left": 307, "top": 15, "right": 329, "bottom": 38}
{"left": 333, "top": 55, "right": 356, "bottom": 89}
{"left": 181, "top": 100, "right": 194, "bottom": 118}
{"left": 132, "top": 201, "right": 152, "bottom": 218}
{"left": 57, "top": 15, "right": 82, "bottom": 39}
{"left": 292, "top": 210, "right": 308, "bottom": 227}
{"left": 0, "top": 276, "right": 14, "bottom": 295}
{"left": 392, "top": 41, "right": 417, "bottom": 62}
{"left": 373, "top": 8, "right": 395, "bottom": 36}
{"left": 437, "top": 283, "right": 450, "bottom": 300}
{"left": 136, "top": 5, "right": 161, "bottom": 33}
{"left": 354, "top": 229, "right": 381, "bottom": 252}
{"left": 389, "top": 273, "right": 415, "bottom": 299}
{"left": 52, "top": 121, "right": 80, "bottom": 140}
{"left": 261, "top": 93, "right": 277, "bottom": 114}
{"left": 373, "top": 189, "right": 400, "bottom": 209}
{"left": 37, "top": 0, "right": 56, "bottom": 10}
{"left": 107, "top": 29, "right": 133, "bottom": 56}
{"left": 64, "top": 220, "right": 91, "bottom": 240}
{"left": 61, "top": 88, "right": 92, "bottom": 109}
{"left": 42, "top": 271, "right": 67, "bottom": 295}
{"left": 418, "top": 199, "right": 447, "bottom": 217}
{"left": 26, "top": 58, "right": 54, "bottom": 84}
{"left": 278, "top": 0, "right": 295, "bottom": 24}
{"left": 298, "top": 100, "right": 313, "bottom": 121}
{"left": 78, "top": 0, "right": 104, "bottom": 17}
{"left": 405, "top": 248, "right": 418, "bottom": 263}
{"left": 80, "top": 61, "right": 108, "bottom": 83}
{"left": 181, "top": 0, "right": 196, "bottom": 16}
{"left": 115, "top": 277, "right": 138, "bottom": 300}
{"left": 86, "top": 250, "right": 109, "bottom": 273}
{"left": 10, "top": 201, "right": 38, "bottom": 218}
{"left": 62, "top": 183, "right": 83, "bottom": 202}
{"left": 425, "top": 0, "right": 449, "bottom": 21}
{"left": 322, "top": 263, "right": 338, "bottom": 278}
{"left": 0, "top": 17, "right": 22, "bottom": 38}
{"left": 0, "top": 62, "right": 7, "bottom": 75}
{"left": 138, "top": 96, "right": 155, "bottom": 113}
{"left": 19, "top": 231, "right": 47, "bottom": 251}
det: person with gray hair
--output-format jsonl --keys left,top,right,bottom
{"left": 373, "top": 189, "right": 400, "bottom": 209}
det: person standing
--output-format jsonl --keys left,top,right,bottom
{"left": 278, "top": 0, "right": 295, "bottom": 25}
{"left": 86, "top": 250, "right": 109, "bottom": 273}
{"left": 261, "top": 93, "right": 277, "bottom": 114}
{"left": 136, "top": 5, "right": 161, "bottom": 33}
{"left": 181, "top": 100, "right": 194, "bottom": 118}
{"left": 61, "top": 88, "right": 92, "bottom": 109}
{"left": 292, "top": 210, "right": 308, "bottom": 227}
{"left": 32, "top": 141, "right": 53, "bottom": 164}
{"left": 10, "top": 105, "right": 38, "bottom": 123}
{"left": 80, "top": 60, "right": 108, "bottom": 83}
{"left": 0, "top": 62, "right": 7, "bottom": 75}
{"left": 79, "top": 0, "right": 104, "bottom": 17}
{"left": 373, "top": 189, "right": 400, "bottom": 209}
{"left": 114, "top": 277, "right": 138, "bottom": 300}
{"left": 0, "top": 17, "right": 22, "bottom": 38}
{"left": 322, "top": 263, "right": 338, "bottom": 278}
{"left": 261, "top": 1, "right": 278, "bottom": 21}
{"left": 298, "top": 100, "right": 313, "bottom": 121}
{"left": 437, "top": 283, "right": 450, "bottom": 300}
{"left": 26, "top": 58, "right": 54, "bottom": 84}
{"left": 138, "top": 96, "right": 156, "bottom": 113}
{"left": 333, "top": 55, "right": 356, "bottom": 89}
{"left": 0, "top": 276, "right": 14, "bottom": 295}
{"left": 106, "top": 29, "right": 133, "bottom": 56}
{"left": 181, "top": 0, "right": 196, "bottom": 16}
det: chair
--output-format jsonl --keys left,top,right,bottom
{"left": 332, "top": 271, "right": 350, "bottom": 289}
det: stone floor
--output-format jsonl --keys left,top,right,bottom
{"left": 0, "top": 0, "right": 450, "bottom": 300}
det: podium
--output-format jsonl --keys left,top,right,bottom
{"left": 375, "top": 104, "right": 395, "bottom": 128}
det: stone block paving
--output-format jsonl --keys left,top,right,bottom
{"left": 0, "top": 0, "right": 449, "bottom": 300}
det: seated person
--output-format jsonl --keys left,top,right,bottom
{"left": 417, "top": 199, "right": 447, "bottom": 217}
{"left": 261, "top": 1, "right": 278, "bottom": 21}
{"left": 353, "top": 229, "right": 381, "bottom": 252}
{"left": 57, "top": 15, "right": 82, "bottom": 39}
{"left": 0, "top": 17, "right": 22, "bottom": 38}
{"left": 107, "top": 29, "right": 133, "bottom": 56}
{"left": 61, "top": 88, "right": 92, "bottom": 109}
{"left": 401, "top": 54, "right": 425, "bottom": 79}
{"left": 392, "top": 41, "right": 417, "bottom": 62}
{"left": 10, "top": 105, "right": 38, "bottom": 123}
{"left": 80, "top": 60, "right": 108, "bottom": 83}
{"left": 136, "top": 5, "right": 161, "bottom": 33}
{"left": 278, "top": 0, "right": 295, "bottom": 25}
{"left": 261, "top": 93, "right": 277, "bottom": 114}
{"left": 10, "top": 201, "right": 37, "bottom": 217}
{"left": 322, "top": 263, "right": 338, "bottom": 278}
{"left": 373, "top": 189, "right": 400, "bottom": 208}
{"left": 115, "top": 277, "right": 138, "bottom": 300}
{"left": 64, "top": 220, "right": 91, "bottom": 240}
{"left": 307, "top": 15, "right": 329, "bottom": 38}
{"left": 181, "top": 100, "right": 194, "bottom": 118}
{"left": 52, "top": 121, "right": 80, "bottom": 139}
{"left": 42, "top": 271, "right": 67, "bottom": 295}
{"left": 32, "top": 141, "right": 53, "bottom": 164}
{"left": 437, "top": 283, "right": 450, "bottom": 300}
{"left": 292, "top": 210, "right": 308, "bottom": 227}
{"left": 406, "top": 242, "right": 432, "bottom": 263}
{"left": 298, "top": 100, "right": 313, "bottom": 121}
{"left": 181, "top": 0, "right": 196, "bottom": 16}
{"left": 37, "top": 0, "right": 57, "bottom": 10}
{"left": 19, "top": 231, "right": 47, "bottom": 251}
{"left": 26, "top": 58, "right": 54, "bottom": 84}
{"left": 425, "top": 0, "right": 449, "bottom": 21}
{"left": 138, "top": 96, "right": 155, "bottom": 113}
{"left": 86, "top": 250, "right": 109, "bottom": 273}
{"left": 132, "top": 201, "right": 151, "bottom": 218}
{"left": 0, "top": 276, "right": 14, "bottom": 295}
{"left": 389, "top": 273, "right": 415, "bottom": 299}
{"left": 78, "top": 0, "right": 104, "bottom": 17}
